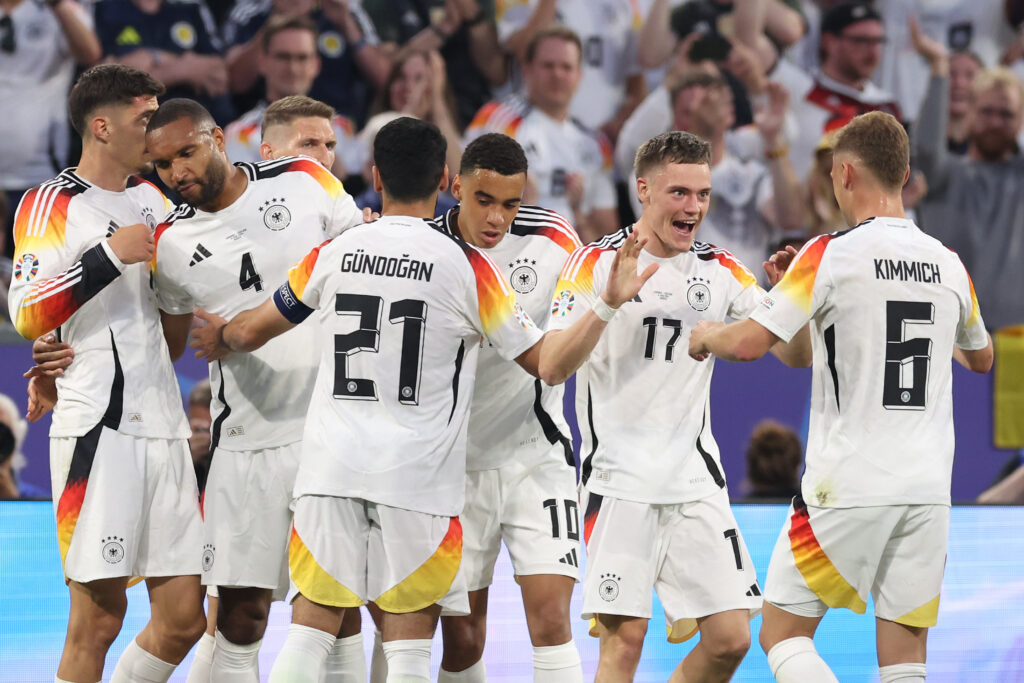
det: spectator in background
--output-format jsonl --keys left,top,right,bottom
{"left": 497, "top": 0, "right": 648, "bottom": 147}
{"left": 0, "top": 0, "right": 100, "bottom": 259}
{"left": 978, "top": 453, "right": 1024, "bottom": 504}
{"left": 363, "top": 0, "right": 506, "bottom": 130}
{"left": 740, "top": 419, "right": 803, "bottom": 501}
{"left": 912, "top": 23, "right": 1024, "bottom": 334}
{"left": 776, "top": 2, "right": 902, "bottom": 181}
{"left": 947, "top": 50, "right": 985, "bottom": 153}
{"left": 92, "top": 0, "right": 234, "bottom": 124}
{"left": 466, "top": 26, "right": 617, "bottom": 242}
{"left": 805, "top": 128, "right": 846, "bottom": 237}
{"left": 222, "top": 0, "right": 388, "bottom": 125}
{"left": 0, "top": 393, "right": 27, "bottom": 499}
{"left": 223, "top": 17, "right": 364, "bottom": 177}
{"left": 188, "top": 380, "right": 212, "bottom": 494}
{"left": 618, "top": 69, "right": 806, "bottom": 281}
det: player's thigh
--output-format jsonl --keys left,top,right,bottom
{"left": 135, "top": 436, "right": 203, "bottom": 580}
{"left": 290, "top": 494, "right": 369, "bottom": 608}
{"left": 581, "top": 491, "right": 660, "bottom": 625}
{"left": 872, "top": 505, "right": 949, "bottom": 629}
{"left": 369, "top": 502, "right": 468, "bottom": 617}
{"left": 146, "top": 574, "right": 205, "bottom": 630}
{"left": 765, "top": 497, "right": 900, "bottom": 618}
{"left": 458, "top": 469, "right": 503, "bottom": 592}
{"left": 655, "top": 489, "right": 761, "bottom": 643}
{"left": 501, "top": 456, "right": 581, "bottom": 581}
{"left": 202, "top": 443, "right": 300, "bottom": 598}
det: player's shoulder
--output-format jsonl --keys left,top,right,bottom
{"left": 239, "top": 155, "right": 333, "bottom": 184}
{"left": 14, "top": 171, "right": 92, "bottom": 238}
{"left": 468, "top": 94, "right": 531, "bottom": 134}
{"left": 153, "top": 203, "right": 198, "bottom": 252}
{"left": 691, "top": 241, "right": 758, "bottom": 287}
{"left": 560, "top": 225, "right": 629, "bottom": 278}
{"left": 509, "top": 205, "right": 581, "bottom": 253}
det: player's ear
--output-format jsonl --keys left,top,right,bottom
{"left": 259, "top": 141, "right": 273, "bottom": 161}
{"left": 451, "top": 174, "right": 463, "bottom": 201}
{"left": 371, "top": 165, "right": 383, "bottom": 193}
{"left": 90, "top": 114, "right": 110, "bottom": 144}
{"left": 212, "top": 126, "right": 226, "bottom": 153}
{"left": 902, "top": 165, "right": 910, "bottom": 187}
{"left": 636, "top": 176, "right": 649, "bottom": 205}
{"left": 439, "top": 164, "right": 450, "bottom": 193}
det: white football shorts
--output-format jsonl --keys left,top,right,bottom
{"left": 50, "top": 423, "right": 202, "bottom": 583}
{"left": 201, "top": 442, "right": 301, "bottom": 599}
{"left": 765, "top": 496, "right": 949, "bottom": 628}
{"left": 581, "top": 487, "right": 763, "bottom": 642}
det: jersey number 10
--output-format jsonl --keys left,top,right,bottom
{"left": 332, "top": 293, "right": 427, "bottom": 404}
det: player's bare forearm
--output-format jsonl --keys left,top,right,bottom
{"left": 769, "top": 323, "right": 812, "bottom": 368}
{"left": 221, "top": 299, "right": 297, "bottom": 354}
{"left": 691, "top": 317, "right": 778, "bottom": 362}
{"left": 537, "top": 320, "right": 607, "bottom": 385}
{"left": 954, "top": 335, "right": 994, "bottom": 373}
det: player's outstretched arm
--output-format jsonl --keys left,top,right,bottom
{"left": 191, "top": 300, "right": 297, "bottom": 361}
{"left": 689, "top": 317, "right": 780, "bottom": 363}
{"left": 953, "top": 335, "right": 994, "bottom": 373}
{"left": 537, "top": 231, "right": 658, "bottom": 385}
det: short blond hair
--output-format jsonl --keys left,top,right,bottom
{"left": 261, "top": 95, "right": 335, "bottom": 138}
{"left": 972, "top": 67, "right": 1024, "bottom": 114}
{"left": 832, "top": 111, "right": 908, "bottom": 191}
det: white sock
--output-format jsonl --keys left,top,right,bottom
{"left": 210, "top": 630, "right": 261, "bottom": 681}
{"left": 438, "top": 659, "right": 486, "bottom": 681}
{"left": 55, "top": 678, "right": 94, "bottom": 683}
{"left": 369, "top": 630, "right": 388, "bottom": 683}
{"left": 320, "top": 633, "right": 367, "bottom": 683}
{"left": 268, "top": 623, "right": 336, "bottom": 683}
{"left": 533, "top": 641, "right": 583, "bottom": 682}
{"left": 185, "top": 632, "right": 216, "bottom": 683}
{"left": 766, "top": 636, "right": 839, "bottom": 683}
{"left": 880, "top": 662, "right": 927, "bottom": 682}
{"left": 382, "top": 639, "right": 432, "bottom": 682}
{"left": 109, "top": 638, "right": 177, "bottom": 683}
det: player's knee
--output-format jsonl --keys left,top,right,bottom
{"left": 527, "top": 598, "right": 571, "bottom": 646}
{"left": 217, "top": 590, "right": 271, "bottom": 644}
{"left": 441, "top": 616, "right": 486, "bottom": 668}
{"left": 71, "top": 607, "right": 125, "bottom": 653}
{"left": 156, "top": 606, "right": 208, "bottom": 655}
{"left": 703, "top": 629, "right": 751, "bottom": 668}
{"left": 604, "top": 619, "right": 646, "bottom": 667}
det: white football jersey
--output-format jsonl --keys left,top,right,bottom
{"left": 751, "top": 217, "right": 989, "bottom": 508}
{"left": 495, "top": 0, "right": 643, "bottom": 129}
{"left": 223, "top": 101, "right": 367, "bottom": 177}
{"left": 8, "top": 170, "right": 188, "bottom": 439}
{"left": 465, "top": 95, "right": 616, "bottom": 220}
{"left": 277, "top": 216, "right": 544, "bottom": 516}
{"left": 549, "top": 225, "right": 764, "bottom": 504}
{"left": 431, "top": 205, "right": 581, "bottom": 471}
{"left": 151, "top": 157, "right": 363, "bottom": 451}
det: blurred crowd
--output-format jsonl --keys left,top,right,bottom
{"left": 2, "top": 0, "right": 1024, "bottom": 498}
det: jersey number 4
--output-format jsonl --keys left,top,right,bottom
{"left": 332, "top": 293, "right": 427, "bottom": 404}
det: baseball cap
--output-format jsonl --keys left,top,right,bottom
{"left": 821, "top": 2, "right": 882, "bottom": 36}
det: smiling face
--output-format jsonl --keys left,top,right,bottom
{"left": 450, "top": 169, "right": 526, "bottom": 249}
{"left": 147, "top": 117, "right": 230, "bottom": 208}
{"left": 636, "top": 162, "right": 711, "bottom": 257}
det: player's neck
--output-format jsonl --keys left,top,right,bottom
{"left": 199, "top": 166, "right": 248, "bottom": 212}
{"left": 846, "top": 190, "right": 906, "bottom": 225}
{"left": 74, "top": 147, "right": 133, "bottom": 193}
{"left": 381, "top": 195, "right": 439, "bottom": 220}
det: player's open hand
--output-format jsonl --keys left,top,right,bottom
{"left": 107, "top": 223, "right": 155, "bottom": 265}
{"left": 25, "top": 333, "right": 73, "bottom": 378}
{"left": 763, "top": 244, "right": 799, "bottom": 287}
{"left": 688, "top": 320, "right": 722, "bottom": 361}
{"left": 190, "top": 308, "right": 230, "bottom": 362}
{"left": 602, "top": 230, "right": 658, "bottom": 308}
{"left": 26, "top": 375, "right": 57, "bottom": 422}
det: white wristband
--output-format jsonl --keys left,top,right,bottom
{"left": 592, "top": 297, "right": 619, "bottom": 322}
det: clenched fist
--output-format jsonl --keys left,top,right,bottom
{"left": 107, "top": 223, "right": 155, "bottom": 265}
